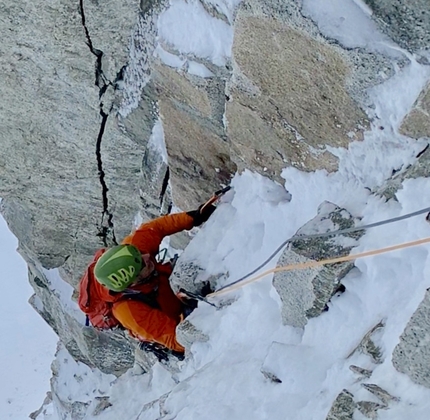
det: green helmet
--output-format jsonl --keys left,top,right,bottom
{"left": 94, "top": 245, "right": 142, "bottom": 292}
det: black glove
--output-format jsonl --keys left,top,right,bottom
{"left": 187, "top": 204, "right": 216, "bottom": 226}
{"left": 139, "top": 341, "right": 185, "bottom": 362}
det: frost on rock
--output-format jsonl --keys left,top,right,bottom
{"left": 118, "top": 11, "right": 160, "bottom": 117}
{"left": 356, "top": 400, "right": 387, "bottom": 419}
{"left": 176, "top": 319, "right": 210, "bottom": 352}
{"left": 362, "top": 0, "right": 430, "bottom": 53}
{"left": 325, "top": 381, "right": 398, "bottom": 420}
{"left": 347, "top": 320, "right": 385, "bottom": 364}
{"left": 392, "top": 288, "right": 430, "bottom": 388}
{"left": 27, "top": 257, "right": 137, "bottom": 377}
{"left": 79, "top": 327, "right": 135, "bottom": 377}
{"left": 169, "top": 260, "right": 208, "bottom": 295}
{"left": 326, "top": 389, "right": 356, "bottom": 420}
{"left": 273, "top": 201, "right": 363, "bottom": 327}
{"left": 349, "top": 365, "right": 373, "bottom": 380}
{"left": 378, "top": 143, "right": 430, "bottom": 200}
{"left": 361, "top": 383, "right": 400, "bottom": 405}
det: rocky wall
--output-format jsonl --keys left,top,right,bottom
{"left": 1, "top": 0, "right": 430, "bottom": 399}
{"left": 0, "top": 0, "right": 416, "bottom": 289}
{"left": 363, "top": 0, "right": 430, "bottom": 53}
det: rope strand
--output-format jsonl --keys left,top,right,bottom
{"left": 210, "top": 206, "right": 430, "bottom": 295}
{"left": 207, "top": 236, "right": 430, "bottom": 298}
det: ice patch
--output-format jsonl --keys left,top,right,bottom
{"left": 302, "top": 0, "right": 402, "bottom": 57}
{"left": 147, "top": 118, "right": 168, "bottom": 164}
{"left": 158, "top": 0, "right": 233, "bottom": 66}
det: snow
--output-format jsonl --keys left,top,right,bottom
{"left": 9, "top": 0, "right": 430, "bottom": 419}
{"left": 187, "top": 61, "right": 214, "bottom": 78}
{"left": 0, "top": 215, "right": 57, "bottom": 419}
{"left": 369, "top": 60, "right": 430, "bottom": 128}
{"left": 324, "top": 58, "right": 430, "bottom": 190}
{"left": 147, "top": 118, "right": 169, "bottom": 164}
{"left": 43, "top": 267, "right": 86, "bottom": 324}
{"left": 157, "top": 0, "right": 234, "bottom": 66}
{"left": 154, "top": 45, "right": 186, "bottom": 69}
{"left": 162, "top": 173, "right": 430, "bottom": 420}
{"left": 35, "top": 158, "right": 430, "bottom": 420}
{"left": 154, "top": 45, "right": 215, "bottom": 77}
{"left": 302, "top": 0, "right": 402, "bottom": 57}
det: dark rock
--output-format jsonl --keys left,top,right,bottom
{"left": 357, "top": 400, "right": 387, "bottom": 419}
{"left": 273, "top": 201, "right": 363, "bottom": 327}
{"left": 349, "top": 365, "right": 373, "bottom": 379}
{"left": 364, "top": 0, "right": 430, "bottom": 52}
{"left": 361, "top": 383, "right": 400, "bottom": 405}
{"left": 326, "top": 390, "right": 356, "bottom": 420}
{"left": 393, "top": 288, "right": 430, "bottom": 388}
{"left": 347, "top": 320, "right": 385, "bottom": 364}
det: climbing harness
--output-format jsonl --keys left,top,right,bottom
{"left": 192, "top": 205, "right": 430, "bottom": 302}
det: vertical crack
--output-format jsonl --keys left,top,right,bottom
{"left": 79, "top": 0, "right": 108, "bottom": 90}
{"left": 79, "top": 0, "right": 117, "bottom": 246}
{"left": 159, "top": 167, "right": 170, "bottom": 207}
{"left": 95, "top": 108, "right": 117, "bottom": 247}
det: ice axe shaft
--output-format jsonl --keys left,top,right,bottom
{"left": 179, "top": 288, "right": 217, "bottom": 307}
{"left": 200, "top": 186, "right": 232, "bottom": 214}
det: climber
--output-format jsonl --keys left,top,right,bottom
{"left": 79, "top": 204, "right": 216, "bottom": 355}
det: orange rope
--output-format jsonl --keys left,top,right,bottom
{"left": 207, "top": 236, "right": 430, "bottom": 298}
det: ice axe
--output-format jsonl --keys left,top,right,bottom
{"left": 199, "top": 186, "right": 232, "bottom": 214}
{"left": 178, "top": 288, "right": 218, "bottom": 307}
{"left": 177, "top": 186, "right": 232, "bottom": 307}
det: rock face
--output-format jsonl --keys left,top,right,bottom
{"left": 153, "top": 64, "right": 237, "bottom": 209}
{"left": 326, "top": 390, "right": 356, "bottom": 420}
{"left": 227, "top": 14, "right": 368, "bottom": 180}
{"left": 0, "top": 0, "right": 152, "bottom": 286}
{"left": 273, "top": 202, "right": 362, "bottom": 327}
{"left": 27, "top": 256, "right": 137, "bottom": 376}
{"left": 2, "top": 1, "right": 430, "bottom": 416}
{"left": 363, "top": 0, "right": 430, "bottom": 53}
{"left": 347, "top": 321, "right": 385, "bottom": 365}
{"left": 393, "top": 288, "right": 430, "bottom": 388}
{"left": 400, "top": 83, "right": 430, "bottom": 139}
{"left": 377, "top": 143, "right": 430, "bottom": 200}
{"left": 0, "top": 0, "right": 393, "bottom": 293}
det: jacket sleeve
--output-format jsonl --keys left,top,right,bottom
{"left": 112, "top": 300, "right": 185, "bottom": 352}
{"left": 122, "top": 212, "right": 195, "bottom": 255}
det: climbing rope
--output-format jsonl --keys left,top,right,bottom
{"left": 206, "top": 236, "right": 430, "bottom": 298}
{"left": 204, "top": 205, "right": 430, "bottom": 300}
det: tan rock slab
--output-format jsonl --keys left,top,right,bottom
{"left": 227, "top": 16, "right": 368, "bottom": 178}
{"left": 160, "top": 99, "right": 236, "bottom": 210}
{"left": 153, "top": 65, "right": 212, "bottom": 118}
{"left": 400, "top": 83, "right": 430, "bottom": 139}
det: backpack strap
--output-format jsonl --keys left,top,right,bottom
{"left": 120, "top": 289, "right": 161, "bottom": 310}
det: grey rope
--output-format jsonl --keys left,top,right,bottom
{"left": 213, "top": 205, "right": 430, "bottom": 294}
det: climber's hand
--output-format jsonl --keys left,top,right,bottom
{"left": 187, "top": 204, "right": 216, "bottom": 226}
{"left": 176, "top": 290, "right": 189, "bottom": 302}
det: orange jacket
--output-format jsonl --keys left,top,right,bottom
{"left": 92, "top": 212, "right": 195, "bottom": 352}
